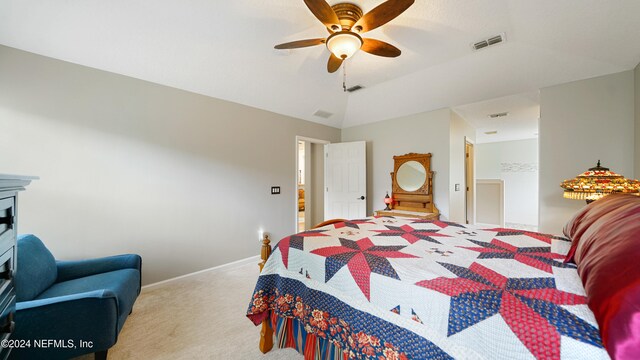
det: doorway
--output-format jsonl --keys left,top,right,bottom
{"left": 297, "top": 141, "right": 306, "bottom": 232}
{"left": 295, "top": 136, "right": 330, "bottom": 233}
{"left": 453, "top": 91, "right": 540, "bottom": 231}
{"left": 465, "top": 139, "right": 475, "bottom": 224}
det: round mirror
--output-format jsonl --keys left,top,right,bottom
{"left": 396, "top": 161, "right": 426, "bottom": 192}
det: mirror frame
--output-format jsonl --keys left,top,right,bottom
{"left": 391, "top": 153, "right": 432, "bottom": 196}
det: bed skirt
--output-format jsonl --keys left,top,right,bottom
{"left": 270, "top": 311, "right": 349, "bottom": 360}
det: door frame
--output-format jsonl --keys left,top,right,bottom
{"left": 464, "top": 137, "right": 476, "bottom": 225}
{"left": 294, "top": 136, "right": 330, "bottom": 234}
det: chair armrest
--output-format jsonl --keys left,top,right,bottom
{"left": 56, "top": 254, "right": 142, "bottom": 283}
{"left": 14, "top": 290, "right": 120, "bottom": 352}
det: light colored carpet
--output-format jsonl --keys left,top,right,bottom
{"left": 78, "top": 262, "right": 301, "bottom": 360}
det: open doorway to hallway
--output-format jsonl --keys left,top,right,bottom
{"left": 295, "top": 137, "right": 330, "bottom": 233}
{"left": 454, "top": 92, "right": 540, "bottom": 231}
{"left": 465, "top": 139, "right": 475, "bottom": 225}
{"left": 297, "top": 141, "right": 306, "bottom": 232}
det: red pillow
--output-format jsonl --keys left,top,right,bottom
{"left": 563, "top": 194, "right": 640, "bottom": 359}
{"left": 562, "top": 201, "right": 592, "bottom": 263}
{"left": 562, "top": 194, "right": 634, "bottom": 263}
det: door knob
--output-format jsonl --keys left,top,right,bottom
{"left": 358, "top": 196, "right": 365, "bottom": 200}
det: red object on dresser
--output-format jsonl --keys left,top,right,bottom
{"left": 563, "top": 194, "right": 640, "bottom": 359}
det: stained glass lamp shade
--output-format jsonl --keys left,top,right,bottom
{"left": 560, "top": 160, "right": 640, "bottom": 203}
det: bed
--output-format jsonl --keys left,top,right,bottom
{"left": 248, "top": 148, "right": 640, "bottom": 359}
{"left": 246, "top": 213, "right": 618, "bottom": 359}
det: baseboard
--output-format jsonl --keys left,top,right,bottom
{"left": 141, "top": 255, "right": 260, "bottom": 290}
{"left": 474, "top": 222, "right": 502, "bottom": 228}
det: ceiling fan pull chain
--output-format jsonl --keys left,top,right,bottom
{"left": 342, "top": 61, "right": 347, "bottom": 92}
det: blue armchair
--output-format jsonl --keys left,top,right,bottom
{"left": 12, "top": 234, "right": 141, "bottom": 360}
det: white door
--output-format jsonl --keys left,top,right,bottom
{"left": 324, "top": 141, "right": 366, "bottom": 220}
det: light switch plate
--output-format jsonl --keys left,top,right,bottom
{"left": 271, "top": 186, "right": 281, "bottom": 194}
{"left": 455, "top": 184, "right": 460, "bottom": 191}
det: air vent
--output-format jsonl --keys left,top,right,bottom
{"left": 487, "top": 35, "right": 503, "bottom": 45}
{"left": 472, "top": 33, "right": 506, "bottom": 51}
{"left": 346, "top": 85, "right": 364, "bottom": 93}
{"left": 488, "top": 112, "right": 509, "bottom": 118}
{"left": 484, "top": 130, "right": 498, "bottom": 135}
{"left": 313, "top": 110, "right": 333, "bottom": 119}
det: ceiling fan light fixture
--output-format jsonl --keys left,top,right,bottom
{"left": 326, "top": 31, "right": 362, "bottom": 59}
{"left": 275, "top": 0, "right": 414, "bottom": 74}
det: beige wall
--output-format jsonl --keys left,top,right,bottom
{"left": 539, "top": 70, "right": 635, "bottom": 234}
{"left": 476, "top": 180, "right": 504, "bottom": 226}
{"left": 636, "top": 63, "right": 640, "bottom": 178}
{"left": 449, "top": 111, "right": 475, "bottom": 223}
{"left": 0, "top": 45, "right": 340, "bottom": 285}
{"left": 476, "top": 139, "right": 538, "bottom": 226}
{"left": 341, "top": 109, "right": 452, "bottom": 219}
{"left": 6, "top": 44, "right": 638, "bottom": 284}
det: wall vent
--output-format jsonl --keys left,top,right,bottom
{"left": 488, "top": 112, "right": 509, "bottom": 118}
{"left": 346, "top": 85, "right": 364, "bottom": 93}
{"left": 472, "top": 33, "right": 506, "bottom": 51}
{"left": 313, "top": 110, "right": 333, "bottom": 119}
{"left": 484, "top": 130, "right": 498, "bottom": 135}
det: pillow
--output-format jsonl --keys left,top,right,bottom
{"left": 563, "top": 194, "right": 636, "bottom": 263}
{"left": 15, "top": 234, "right": 58, "bottom": 301}
{"left": 562, "top": 194, "right": 640, "bottom": 359}
{"left": 562, "top": 201, "right": 591, "bottom": 263}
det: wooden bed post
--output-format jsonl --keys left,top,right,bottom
{"left": 258, "top": 234, "right": 274, "bottom": 354}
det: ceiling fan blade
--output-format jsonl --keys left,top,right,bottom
{"left": 361, "top": 38, "right": 401, "bottom": 57}
{"left": 353, "top": 0, "right": 414, "bottom": 34}
{"left": 274, "top": 38, "right": 326, "bottom": 50}
{"left": 304, "top": 0, "right": 341, "bottom": 32}
{"left": 327, "top": 54, "right": 343, "bottom": 73}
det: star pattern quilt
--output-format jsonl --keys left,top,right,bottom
{"left": 247, "top": 217, "right": 609, "bottom": 359}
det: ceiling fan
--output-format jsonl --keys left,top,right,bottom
{"left": 275, "top": 0, "right": 415, "bottom": 73}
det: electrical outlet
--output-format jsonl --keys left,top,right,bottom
{"left": 455, "top": 184, "right": 460, "bottom": 191}
{"left": 271, "top": 186, "right": 281, "bottom": 195}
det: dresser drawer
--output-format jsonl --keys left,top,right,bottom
{"left": 0, "top": 246, "right": 14, "bottom": 360}
{"left": 0, "top": 248, "right": 13, "bottom": 312}
{"left": 0, "top": 198, "right": 15, "bottom": 257}
{"left": 0, "top": 286, "right": 16, "bottom": 360}
{"left": 0, "top": 293, "right": 15, "bottom": 360}
{"left": 0, "top": 332, "right": 10, "bottom": 360}
{"left": 0, "top": 293, "right": 14, "bottom": 335}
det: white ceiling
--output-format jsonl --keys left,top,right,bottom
{"left": 453, "top": 92, "right": 539, "bottom": 144}
{"left": 1, "top": 0, "right": 639, "bottom": 129}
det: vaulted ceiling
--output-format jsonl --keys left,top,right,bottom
{"left": 1, "top": 0, "right": 639, "bottom": 129}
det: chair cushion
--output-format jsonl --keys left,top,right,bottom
{"left": 562, "top": 193, "right": 640, "bottom": 359}
{"left": 36, "top": 268, "right": 140, "bottom": 330}
{"left": 16, "top": 235, "right": 58, "bottom": 302}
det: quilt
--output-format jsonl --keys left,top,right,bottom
{"left": 246, "top": 217, "right": 609, "bottom": 359}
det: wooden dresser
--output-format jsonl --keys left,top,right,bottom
{"left": 0, "top": 174, "right": 36, "bottom": 360}
{"left": 375, "top": 153, "right": 440, "bottom": 221}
